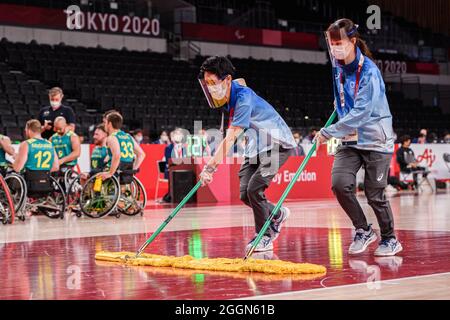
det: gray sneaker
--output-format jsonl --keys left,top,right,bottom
{"left": 269, "top": 206, "right": 290, "bottom": 241}
{"left": 348, "top": 225, "right": 378, "bottom": 255}
{"left": 246, "top": 235, "right": 274, "bottom": 253}
{"left": 374, "top": 238, "right": 403, "bottom": 257}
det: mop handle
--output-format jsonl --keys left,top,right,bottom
{"left": 244, "top": 110, "right": 337, "bottom": 260}
{"left": 135, "top": 181, "right": 202, "bottom": 257}
{"left": 135, "top": 131, "right": 247, "bottom": 258}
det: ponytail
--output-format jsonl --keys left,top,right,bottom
{"left": 356, "top": 37, "right": 374, "bottom": 60}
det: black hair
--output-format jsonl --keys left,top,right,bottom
{"left": 327, "top": 18, "right": 374, "bottom": 60}
{"left": 400, "top": 135, "right": 411, "bottom": 144}
{"left": 199, "top": 56, "right": 236, "bottom": 80}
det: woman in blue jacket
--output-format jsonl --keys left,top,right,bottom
{"left": 316, "top": 18, "right": 402, "bottom": 257}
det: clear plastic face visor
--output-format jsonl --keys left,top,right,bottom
{"left": 325, "top": 27, "right": 354, "bottom": 64}
{"left": 198, "top": 78, "right": 229, "bottom": 109}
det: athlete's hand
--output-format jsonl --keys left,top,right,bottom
{"left": 80, "top": 172, "right": 88, "bottom": 180}
{"left": 99, "top": 172, "right": 113, "bottom": 180}
{"left": 43, "top": 120, "right": 52, "bottom": 130}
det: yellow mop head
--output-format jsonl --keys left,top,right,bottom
{"left": 95, "top": 251, "right": 326, "bottom": 275}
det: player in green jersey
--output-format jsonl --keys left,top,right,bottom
{"left": 13, "top": 120, "right": 59, "bottom": 173}
{"left": 99, "top": 112, "right": 145, "bottom": 180}
{"left": 50, "top": 116, "right": 81, "bottom": 170}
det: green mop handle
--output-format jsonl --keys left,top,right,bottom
{"left": 135, "top": 181, "right": 202, "bottom": 257}
{"left": 134, "top": 131, "right": 246, "bottom": 258}
{"left": 244, "top": 110, "right": 337, "bottom": 260}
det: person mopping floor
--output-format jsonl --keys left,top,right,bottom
{"left": 315, "top": 18, "right": 403, "bottom": 257}
{"left": 198, "top": 56, "right": 297, "bottom": 253}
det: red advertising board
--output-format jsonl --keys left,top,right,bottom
{"left": 181, "top": 22, "right": 320, "bottom": 50}
{"left": 168, "top": 154, "right": 334, "bottom": 204}
{"left": 0, "top": 4, "right": 160, "bottom": 37}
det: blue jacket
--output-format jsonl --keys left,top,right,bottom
{"left": 321, "top": 47, "right": 395, "bottom": 154}
{"left": 227, "top": 80, "right": 297, "bottom": 158}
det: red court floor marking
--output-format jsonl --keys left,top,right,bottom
{"left": 0, "top": 227, "right": 449, "bottom": 299}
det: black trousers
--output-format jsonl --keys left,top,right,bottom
{"left": 239, "top": 145, "right": 292, "bottom": 235}
{"left": 332, "top": 146, "right": 396, "bottom": 240}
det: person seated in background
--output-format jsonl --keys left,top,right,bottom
{"left": 0, "top": 134, "right": 16, "bottom": 175}
{"left": 427, "top": 132, "right": 439, "bottom": 144}
{"left": 80, "top": 124, "right": 110, "bottom": 184}
{"left": 443, "top": 131, "right": 450, "bottom": 144}
{"left": 302, "top": 128, "right": 317, "bottom": 145}
{"left": 396, "top": 135, "right": 429, "bottom": 189}
{"left": 13, "top": 120, "right": 59, "bottom": 174}
{"left": 159, "top": 129, "right": 187, "bottom": 203}
{"left": 49, "top": 116, "right": 81, "bottom": 173}
{"left": 412, "top": 128, "right": 427, "bottom": 144}
{"left": 153, "top": 130, "right": 170, "bottom": 145}
{"left": 133, "top": 129, "right": 145, "bottom": 145}
{"left": 292, "top": 130, "right": 305, "bottom": 156}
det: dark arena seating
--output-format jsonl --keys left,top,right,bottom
{"left": 1, "top": 38, "right": 449, "bottom": 141}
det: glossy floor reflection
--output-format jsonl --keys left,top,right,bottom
{"left": 1, "top": 226, "right": 449, "bottom": 300}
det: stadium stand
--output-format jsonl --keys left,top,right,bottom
{"left": 1, "top": 37, "right": 449, "bottom": 142}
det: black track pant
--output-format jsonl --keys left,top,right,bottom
{"left": 332, "top": 146, "right": 396, "bottom": 240}
{"left": 239, "top": 145, "right": 292, "bottom": 235}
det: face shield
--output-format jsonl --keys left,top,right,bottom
{"left": 198, "top": 77, "right": 229, "bottom": 109}
{"left": 325, "top": 26, "right": 356, "bottom": 64}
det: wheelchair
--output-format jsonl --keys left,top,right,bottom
{"left": 54, "top": 165, "right": 82, "bottom": 213}
{"left": 5, "top": 170, "right": 66, "bottom": 220}
{"left": 79, "top": 165, "right": 147, "bottom": 219}
{"left": 0, "top": 172, "right": 15, "bottom": 225}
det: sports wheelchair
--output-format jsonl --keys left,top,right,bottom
{"left": 77, "top": 165, "right": 147, "bottom": 219}
{"left": 4, "top": 170, "right": 66, "bottom": 220}
{"left": 52, "top": 165, "right": 82, "bottom": 212}
{"left": 0, "top": 171, "right": 15, "bottom": 225}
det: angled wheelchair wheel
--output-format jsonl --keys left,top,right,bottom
{"left": 66, "top": 176, "right": 82, "bottom": 212}
{"left": 0, "top": 175, "right": 15, "bottom": 225}
{"left": 80, "top": 174, "right": 120, "bottom": 218}
{"left": 4, "top": 173, "right": 27, "bottom": 219}
{"left": 64, "top": 169, "right": 80, "bottom": 194}
{"left": 31, "top": 177, "right": 66, "bottom": 219}
{"left": 118, "top": 176, "right": 147, "bottom": 216}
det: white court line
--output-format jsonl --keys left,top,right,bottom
{"left": 236, "top": 272, "right": 450, "bottom": 300}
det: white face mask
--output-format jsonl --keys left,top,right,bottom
{"left": 135, "top": 135, "right": 143, "bottom": 143}
{"left": 50, "top": 100, "right": 61, "bottom": 108}
{"left": 173, "top": 134, "right": 183, "bottom": 144}
{"left": 331, "top": 43, "right": 353, "bottom": 60}
{"left": 207, "top": 80, "right": 228, "bottom": 100}
{"left": 161, "top": 135, "right": 169, "bottom": 142}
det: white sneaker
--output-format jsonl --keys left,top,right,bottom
{"left": 246, "top": 235, "right": 274, "bottom": 253}
{"left": 269, "top": 206, "right": 290, "bottom": 241}
{"left": 348, "top": 225, "right": 378, "bottom": 255}
{"left": 374, "top": 238, "right": 403, "bottom": 257}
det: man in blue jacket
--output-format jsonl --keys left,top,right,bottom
{"left": 198, "top": 56, "right": 297, "bottom": 253}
